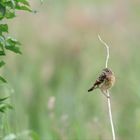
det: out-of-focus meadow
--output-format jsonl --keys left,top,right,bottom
{"left": 1, "top": 0, "right": 140, "bottom": 140}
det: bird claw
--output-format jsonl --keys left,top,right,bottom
{"left": 101, "top": 91, "right": 110, "bottom": 99}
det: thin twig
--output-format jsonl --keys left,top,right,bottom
{"left": 98, "top": 35, "right": 116, "bottom": 140}
{"left": 98, "top": 35, "right": 109, "bottom": 68}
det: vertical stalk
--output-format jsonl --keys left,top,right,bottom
{"left": 98, "top": 35, "right": 116, "bottom": 140}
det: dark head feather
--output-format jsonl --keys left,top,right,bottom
{"left": 102, "top": 68, "right": 112, "bottom": 74}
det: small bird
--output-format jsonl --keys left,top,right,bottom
{"left": 88, "top": 68, "right": 115, "bottom": 98}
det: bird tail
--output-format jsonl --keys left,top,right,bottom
{"left": 88, "top": 86, "right": 95, "bottom": 92}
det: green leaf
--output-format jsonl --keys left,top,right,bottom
{"left": 5, "top": 37, "right": 22, "bottom": 54}
{"left": 0, "top": 35, "right": 5, "bottom": 46}
{"left": 3, "top": 1, "right": 15, "bottom": 9}
{"left": 0, "top": 24, "right": 8, "bottom": 32}
{"left": 16, "top": 4, "right": 32, "bottom": 12}
{"left": 0, "top": 96, "right": 9, "bottom": 102}
{"left": 0, "top": 51, "right": 5, "bottom": 56}
{"left": 0, "top": 60, "right": 5, "bottom": 67}
{"left": 0, "top": 36, "right": 6, "bottom": 55}
{"left": 5, "top": 9, "right": 16, "bottom": 19}
{"left": 0, "top": 3, "right": 6, "bottom": 20}
{"left": 6, "top": 37, "right": 21, "bottom": 45}
{"left": 0, "top": 76, "right": 7, "bottom": 83}
{"left": 0, "top": 24, "right": 8, "bottom": 34}
{"left": 10, "top": 0, "right": 16, "bottom": 7}
{"left": 5, "top": 45, "right": 21, "bottom": 54}
{"left": 0, "top": 103, "right": 13, "bottom": 113}
{"left": 18, "top": 0, "right": 30, "bottom": 6}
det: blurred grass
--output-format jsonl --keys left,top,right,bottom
{"left": 1, "top": 0, "right": 140, "bottom": 140}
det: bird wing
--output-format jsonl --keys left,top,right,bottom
{"left": 93, "top": 72, "right": 106, "bottom": 87}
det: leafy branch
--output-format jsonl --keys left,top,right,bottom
{"left": 0, "top": 0, "right": 32, "bottom": 112}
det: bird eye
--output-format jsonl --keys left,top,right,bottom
{"left": 106, "top": 69, "right": 110, "bottom": 72}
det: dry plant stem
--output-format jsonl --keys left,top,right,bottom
{"left": 98, "top": 35, "right": 116, "bottom": 140}
{"left": 107, "top": 91, "right": 116, "bottom": 140}
{"left": 98, "top": 35, "right": 109, "bottom": 68}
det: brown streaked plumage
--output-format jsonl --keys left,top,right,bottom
{"left": 88, "top": 68, "right": 115, "bottom": 97}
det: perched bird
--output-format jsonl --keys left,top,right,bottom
{"left": 88, "top": 68, "right": 115, "bottom": 98}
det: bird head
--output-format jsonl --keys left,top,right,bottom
{"left": 103, "top": 68, "right": 113, "bottom": 75}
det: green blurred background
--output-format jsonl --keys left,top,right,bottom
{"left": 1, "top": 0, "right": 140, "bottom": 140}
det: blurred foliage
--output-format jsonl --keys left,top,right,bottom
{"left": 0, "top": 97, "right": 12, "bottom": 113}
{"left": 0, "top": 0, "right": 33, "bottom": 139}
{"left": 1, "top": 0, "right": 140, "bottom": 140}
{"left": 0, "top": 0, "right": 32, "bottom": 81}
